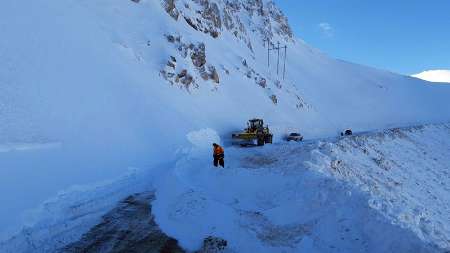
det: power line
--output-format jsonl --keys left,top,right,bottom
{"left": 265, "top": 39, "right": 288, "bottom": 79}
{"left": 263, "top": 38, "right": 270, "bottom": 68}
{"left": 282, "top": 44, "right": 287, "bottom": 80}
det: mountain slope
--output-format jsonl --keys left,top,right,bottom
{"left": 1, "top": 0, "right": 450, "bottom": 249}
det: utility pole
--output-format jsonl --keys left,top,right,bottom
{"left": 263, "top": 38, "right": 270, "bottom": 68}
{"left": 276, "top": 42, "right": 280, "bottom": 75}
{"left": 282, "top": 45, "right": 287, "bottom": 80}
{"left": 267, "top": 41, "right": 288, "bottom": 78}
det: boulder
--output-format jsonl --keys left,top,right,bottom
{"left": 196, "top": 236, "right": 228, "bottom": 253}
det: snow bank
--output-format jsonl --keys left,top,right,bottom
{"left": 306, "top": 124, "right": 450, "bottom": 250}
{"left": 0, "top": 167, "right": 162, "bottom": 252}
{"left": 152, "top": 131, "right": 445, "bottom": 252}
{"left": 187, "top": 128, "right": 221, "bottom": 149}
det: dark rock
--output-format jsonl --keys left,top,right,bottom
{"left": 176, "top": 69, "right": 195, "bottom": 88}
{"left": 202, "top": 2, "right": 222, "bottom": 29}
{"left": 166, "top": 35, "right": 176, "bottom": 43}
{"left": 167, "top": 61, "right": 176, "bottom": 69}
{"left": 196, "top": 236, "right": 228, "bottom": 253}
{"left": 184, "top": 17, "right": 198, "bottom": 30}
{"left": 163, "top": 0, "right": 179, "bottom": 20}
{"left": 257, "top": 77, "right": 267, "bottom": 88}
{"left": 210, "top": 30, "right": 219, "bottom": 38}
{"left": 270, "top": 94, "right": 278, "bottom": 105}
{"left": 191, "top": 43, "right": 206, "bottom": 68}
{"left": 208, "top": 65, "right": 219, "bottom": 84}
{"left": 199, "top": 67, "right": 210, "bottom": 81}
{"left": 59, "top": 192, "right": 186, "bottom": 253}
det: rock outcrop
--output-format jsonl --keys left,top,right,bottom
{"left": 196, "top": 236, "right": 228, "bottom": 253}
{"left": 161, "top": 0, "right": 293, "bottom": 47}
{"left": 161, "top": 34, "right": 220, "bottom": 89}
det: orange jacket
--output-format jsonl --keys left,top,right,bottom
{"left": 213, "top": 145, "right": 224, "bottom": 156}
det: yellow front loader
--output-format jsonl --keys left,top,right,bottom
{"left": 232, "top": 119, "right": 273, "bottom": 146}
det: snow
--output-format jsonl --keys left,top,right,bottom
{"left": 186, "top": 128, "right": 222, "bottom": 149}
{"left": 413, "top": 70, "right": 450, "bottom": 83}
{"left": 151, "top": 124, "right": 450, "bottom": 252}
{"left": 2, "top": 125, "right": 449, "bottom": 252}
{"left": 317, "top": 125, "right": 450, "bottom": 249}
{"left": 0, "top": 167, "right": 162, "bottom": 252}
{"left": 1, "top": 0, "right": 450, "bottom": 251}
{"left": 0, "top": 142, "right": 61, "bottom": 153}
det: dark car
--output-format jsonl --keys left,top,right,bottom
{"left": 287, "top": 132, "right": 303, "bottom": 142}
{"left": 340, "top": 129, "right": 353, "bottom": 136}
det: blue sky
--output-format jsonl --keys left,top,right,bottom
{"left": 273, "top": 1, "right": 450, "bottom": 75}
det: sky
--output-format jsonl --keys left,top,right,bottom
{"left": 273, "top": 0, "right": 450, "bottom": 75}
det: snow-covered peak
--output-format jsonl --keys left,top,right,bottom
{"left": 412, "top": 70, "right": 450, "bottom": 83}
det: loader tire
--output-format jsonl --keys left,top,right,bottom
{"left": 257, "top": 137, "right": 265, "bottom": 146}
{"left": 265, "top": 135, "right": 273, "bottom": 144}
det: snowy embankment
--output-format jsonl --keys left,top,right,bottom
{"left": 2, "top": 124, "right": 449, "bottom": 252}
{"left": 153, "top": 125, "right": 450, "bottom": 252}
{"left": 308, "top": 124, "right": 450, "bottom": 250}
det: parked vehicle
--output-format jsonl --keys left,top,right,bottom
{"left": 341, "top": 129, "right": 353, "bottom": 136}
{"left": 287, "top": 132, "right": 304, "bottom": 142}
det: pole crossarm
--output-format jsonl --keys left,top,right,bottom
{"left": 264, "top": 39, "right": 288, "bottom": 79}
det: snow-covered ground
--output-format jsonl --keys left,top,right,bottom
{"left": 2, "top": 124, "right": 449, "bottom": 252}
{"left": 413, "top": 70, "right": 450, "bottom": 83}
{"left": 1, "top": 0, "right": 450, "bottom": 251}
{"left": 153, "top": 125, "right": 450, "bottom": 252}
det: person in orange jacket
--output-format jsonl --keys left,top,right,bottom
{"left": 212, "top": 143, "right": 225, "bottom": 168}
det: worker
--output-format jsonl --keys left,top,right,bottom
{"left": 212, "top": 143, "right": 225, "bottom": 168}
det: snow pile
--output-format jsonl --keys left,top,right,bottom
{"left": 186, "top": 128, "right": 221, "bottom": 150}
{"left": 0, "top": 167, "right": 161, "bottom": 252}
{"left": 151, "top": 125, "right": 448, "bottom": 252}
{"left": 306, "top": 124, "right": 450, "bottom": 250}
{"left": 413, "top": 70, "right": 450, "bottom": 83}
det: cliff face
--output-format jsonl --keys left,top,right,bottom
{"left": 161, "top": 0, "right": 293, "bottom": 51}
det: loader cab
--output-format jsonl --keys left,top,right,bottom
{"left": 248, "top": 119, "right": 264, "bottom": 131}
